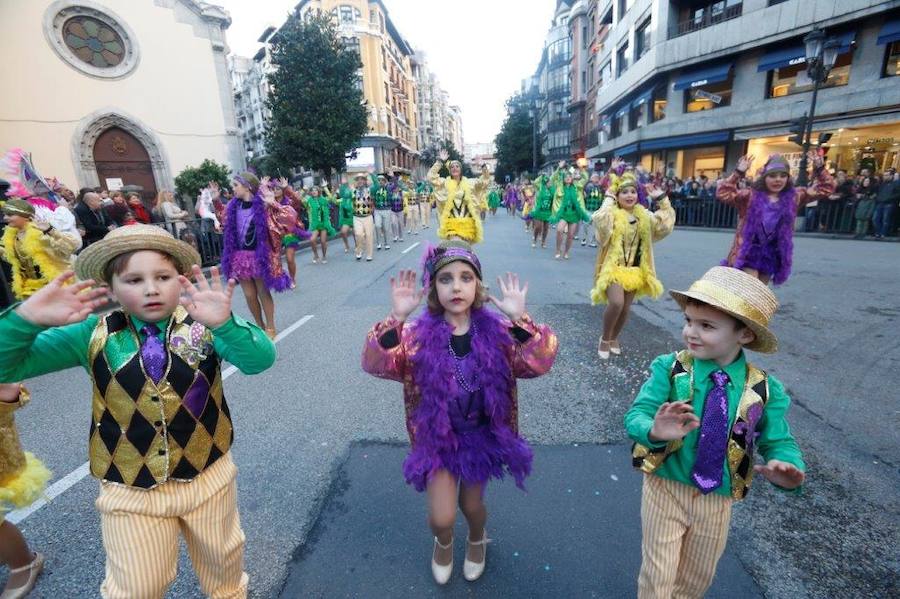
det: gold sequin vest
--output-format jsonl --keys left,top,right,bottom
{"left": 631, "top": 350, "right": 769, "bottom": 500}
{"left": 87, "top": 307, "right": 233, "bottom": 489}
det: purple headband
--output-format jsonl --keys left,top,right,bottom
{"left": 420, "top": 244, "right": 482, "bottom": 289}
{"left": 760, "top": 155, "right": 790, "bottom": 176}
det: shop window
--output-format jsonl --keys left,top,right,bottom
{"left": 652, "top": 89, "right": 667, "bottom": 122}
{"left": 884, "top": 41, "right": 900, "bottom": 77}
{"left": 768, "top": 53, "right": 852, "bottom": 97}
{"left": 629, "top": 103, "right": 646, "bottom": 130}
{"left": 617, "top": 42, "right": 629, "bottom": 77}
{"left": 635, "top": 18, "right": 651, "bottom": 61}
{"left": 685, "top": 78, "right": 733, "bottom": 112}
{"left": 610, "top": 115, "right": 622, "bottom": 138}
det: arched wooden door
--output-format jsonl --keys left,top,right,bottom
{"left": 93, "top": 126, "right": 158, "bottom": 201}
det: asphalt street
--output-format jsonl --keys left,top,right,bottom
{"left": 4, "top": 214, "right": 898, "bottom": 598}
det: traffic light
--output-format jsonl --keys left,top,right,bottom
{"left": 788, "top": 115, "right": 808, "bottom": 147}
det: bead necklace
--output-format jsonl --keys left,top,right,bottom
{"left": 448, "top": 323, "right": 481, "bottom": 393}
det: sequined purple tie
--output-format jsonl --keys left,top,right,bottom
{"left": 140, "top": 324, "right": 167, "bottom": 384}
{"left": 691, "top": 370, "right": 730, "bottom": 494}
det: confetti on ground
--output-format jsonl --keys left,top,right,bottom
{"left": 594, "top": 490, "right": 600, "bottom": 495}
{"left": 610, "top": 474, "right": 619, "bottom": 481}
{"left": 544, "top": 564, "right": 551, "bottom": 571}
{"left": 567, "top": 488, "right": 572, "bottom": 493}
{"left": 513, "top": 551, "right": 519, "bottom": 557}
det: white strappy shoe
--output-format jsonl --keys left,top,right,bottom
{"left": 463, "top": 532, "right": 490, "bottom": 582}
{"left": 598, "top": 338, "right": 611, "bottom": 360}
{"left": 431, "top": 536, "right": 453, "bottom": 585}
{"left": 1, "top": 552, "right": 44, "bottom": 599}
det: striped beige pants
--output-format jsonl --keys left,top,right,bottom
{"left": 638, "top": 474, "right": 733, "bottom": 599}
{"left": 95, "top": 453, "right": 248, "bottom": 599}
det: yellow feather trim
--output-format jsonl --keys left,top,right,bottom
{"left": 590, "top": 205, "right": 662, "bottom": 304}
{"left": 0, "top": 452, "right": 51, "bottom": 511}
{"left": 437, "top": 177, "right": 483, "bottom": 244}
{"left": 1, "top": 223, "right": 71, "bottom": 300}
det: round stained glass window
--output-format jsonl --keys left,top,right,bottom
{"left": 44, "top": 2, "right": 139, "bottom": 80}
{"left": 63, "top": 16, "right": 125, "bottom": 68}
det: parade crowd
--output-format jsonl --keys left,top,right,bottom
{"left": 0, "top": 142, "right": 894, "bottom": 599}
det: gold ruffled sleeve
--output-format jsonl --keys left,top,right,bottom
{"left": 592, "top": 197, "right": 617, "bottom": 247}
{"left": 44, "top": 228, "right": 78, "bottom": 261}
{"left": 716, "top": 171, "right": 751, "bottom": 210}
{"left": 427, "top": 161, "right": 447, "bottom": 213}
{"left": 508, "top": 314, "right": 558, "bottom": 379}
{"left": 361, "top": 316, "right": 408, "bottom": 382}
{"left": 650, "top": 196, "right": 676, "bottom": 242}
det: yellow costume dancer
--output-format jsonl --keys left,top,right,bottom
{"left": 590, "top": 173, "right": 675, "bottom": 304}
{"left": 428, "top": 157, "right": 492, "bottom": 244}
{"left": 1, "top": 199, "right": 77, "bottom": 300}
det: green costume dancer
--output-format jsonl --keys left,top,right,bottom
{"left": 305, "top": 187, "right": 336, "bottom": 264}
{"left": 529, "top": 175, "right": 555, "bottom": 248}
{"left": 335, "top": 182, "right": 355, "bottom": 253}
{"left": 549, "top": 163, "right": 591, "bottom": 259}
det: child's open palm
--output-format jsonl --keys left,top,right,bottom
{"left": 389, "top": 269, "right": 423, "bottom": 321}
{"left": 649, "top": 401, "right": 700, "bottom": 441}
{"left": 488, "top": 272, "right": 528, "bottom": 322}
{"left": 178, "top": 265, "right": 236, "bottom": 329}
{"left": 754, "top": 459, "right": 805, "bottom": 489}
{"left": 15, "top": 272, "right": 109, "bottom": 327}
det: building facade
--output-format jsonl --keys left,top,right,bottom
{"left": 535, "top": 1, "right": 575, "bottom": 172}
{"left": 411, "top": 51, "right": 462, "bottom": 159}
{"left": 291, "top": 0, "right": 420, "bottom": 174}
{"left": 0, "top": 0, "right": 242, "bottom": 200}
{"left": 228, "top": 50, "right": 271, "bottom": 165}
{"left": 585, "top": 0, "right": 900, "bottom": 177}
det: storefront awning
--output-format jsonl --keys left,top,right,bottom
{"left": 877, "top": 19, "right": 900, "bottom": 45}
{"left": 631, "top": 89, "right": 654, "bottom": 109}
{"left": 757, "top": 31, "right": 855, "bottom": 71}
{"left": 614, "top": 143, "right": 639, "bottom": 156}
{"left": 672, "top": 62, "right": 733, "bottom": 91}
{"left": 639, "top": 131, "right": 730, "bottom": 152}
{"left": 614, "top": 104, "right": 630, "bottom": 119}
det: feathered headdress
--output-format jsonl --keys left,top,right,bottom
{"left": 1, "top": 148, "right": 61, "bottom": 204}
{"left": 608, "top": 172, "right": 639, "bottom": 196}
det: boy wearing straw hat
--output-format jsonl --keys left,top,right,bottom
{"left": 0, "top": 224, "right": 276, "bottom": 598}
{"left": 625, "top": 266, "right": 805, "bottom": 599}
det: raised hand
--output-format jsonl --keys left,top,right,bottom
{"left": 178, "top": 265, "right": 236, "bottom": 329}
{"left": 488, "top": 272, "right": 528, "bottom": 322}
{"left": 808, "top": 149, "right": 824, "bottom": 169}
{"left": 278, "top": 177, "right": 289, "bottom": 188}
{"left": 753, "top": 459, "right": 805, "bottom": 489}
{"left": 438, "top": 149, "right": 449, "bottom": 162}
{"left": 389, "top": 269, "right": 423, "bottom": 322}
{"left": 737, "top": 155, "right": 755, "bottom": 173}
{"left": 649, "top": 401, "right": 700, "bottom": 442}
{"left": 15, "top": 272, "right": 109, "bottom": 327}
{"left": 610, "top": 157, "right": 625, "bottom": 171}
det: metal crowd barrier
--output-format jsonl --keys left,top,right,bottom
{"left": 153, "top": 218, "right": 222, "bottom": 266}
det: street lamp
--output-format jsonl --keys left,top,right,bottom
{"left": 796, "top": 28, "right": 841, "bottom": 186}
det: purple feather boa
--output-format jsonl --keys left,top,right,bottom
{"left": 221, "top": 194, "right": 291, "bottom": 291}
{"left": 402, "top": 308, "right": 533, "bottom": 491}
{"left": 725, "top": 187, "right": 797, "bottom": 285}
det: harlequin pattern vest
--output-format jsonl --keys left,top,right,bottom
{"left": 87, "top": 307, "right": 233, "bottom": 489}
{"left": 631, "top": 350, "right": 769, "bottom": 500}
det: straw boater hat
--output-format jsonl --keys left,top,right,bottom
{"left": 669, "top": 266, "right": 779, "bottom": 353}
{"left": 75, "top": 224, "right": 200, "bottom": 284}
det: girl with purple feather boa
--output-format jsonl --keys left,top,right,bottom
{"left": 362, "top": 240, "right": 558, "bottom": 585}
{"left": 220, "top": 173, "right": 297, "bottom": 339}
{"left": 717, "top": 152, "right": 835, "bottom": 285}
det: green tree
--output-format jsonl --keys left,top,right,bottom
{"left": 174, "top": 159, "right": 231, "bottom": 205}
{"left": 494, "top": 94, "right": 540, "bottom": 183}
{"left": 420, "top": 139, "right": 473, "bottom": 178}
{"left": 265, "top": 10, "right": 368, "bottom": 179}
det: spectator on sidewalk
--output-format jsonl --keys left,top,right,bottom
{"left": 74, "top": 191, "right": 114, "bottom": 247}
{"left": 158, "top": 191, "right": 190, "bottom": 238}
{"left": 127, "top": 192, "right": 151, "bottom": 224}
{"left": 105, "top": 191, "right": 130, "bottom": 227}
{"left": 873, "top": 170, "right": 899, "bottom": 239}
{"left": 853, "top": 176, "right": 877, "bottom": 239}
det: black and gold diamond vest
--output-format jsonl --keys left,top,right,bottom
{"left": 87, "top": 306, "right": 233, "bottom": 489}
{"left": 631, "top": 350, "right": 769, "bottom": 500}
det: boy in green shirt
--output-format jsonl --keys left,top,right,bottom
{"left": 625, "top": 266, "right": 804, "bottom": 599}
{"left": 0, "top": 224, "right": 276, "bottom": 598}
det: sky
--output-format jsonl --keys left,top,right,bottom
{"left": 218, "top": 0, "right": 557, "bottom": 146}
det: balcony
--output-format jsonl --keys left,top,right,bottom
{"left": 545, "top": 85, "right": 570, "bottom": 101}
{"left": 670, "top": 2, "right": 742, "bottom": 39}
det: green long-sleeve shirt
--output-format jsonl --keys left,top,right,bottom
{"left": 624, "top": 351, "right": 805, "bottom": 498}
{"left": 0, "top": 306, "right": 276, "bottom": 382}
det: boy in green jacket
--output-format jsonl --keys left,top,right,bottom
{"left": 625, "top": 266, "right": 804, "bottom": 599}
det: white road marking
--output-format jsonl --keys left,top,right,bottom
{"left": 7, "top": 313, "right": 315, "bottom": 525}
{"left": 401, "top": 242, "right": 421, "bottom": 254}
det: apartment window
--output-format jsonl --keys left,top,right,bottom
{"left": 618, "top": 0, "right": 634, "bottom": 20}
{"left": 610, "top": 114, "right": 622, "bottom": 138}
{"left": 333, "top": 5, "right": 360, "bottom": 24}
{"left": 599, "top": 60, "right": 611, "bottom": 88}
{"left": 381, "top": 47, "right": 387, "bottom": 70}
{"left": 885, "top": 41, "right": 900, "bottom": 77}
{"left": 582, "top": 25, "right": 588, "bottom": 49}
{"left": 652, "top": 88, "right": 667, "bottom": 122}
{"left": 685, "top": 78, "right": 733, "bottom": 112}
{"left": 617, "top": 42, "right": 629, "bottom": 76}
{"left": 629, "top": 103, "right": 646, "bottom": 130}
{"left": 768, "top": 53, "right": 852, "bottom": 97}
{"left": 384, "top": 82, "right": 389, "bottom": 103}
{"left": 581, "top": 70, "right": 587, "bottom": 91}
{"left": 635, "top": 18, "right": 651, "bottom": 60}
{"left": 369, "top": 9, "right": 377, "bottom": 24}
{"left": 342, "top": 36, "right": 360, "bottom": 54}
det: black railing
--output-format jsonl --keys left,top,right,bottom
{"left": 671, "top": 196, "right": 896, "bottom": 237}
{"left": 153, "top": 218, "right": 223, "bottom": 267}
{"left": 671, "top": 2, "right": 742, "bottom": 39}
